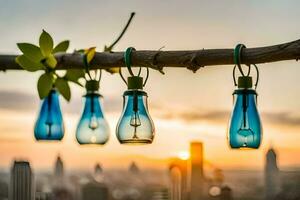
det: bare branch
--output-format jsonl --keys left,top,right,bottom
{"left": 1, "top": 39, "right": 300, "bottom": 71}
{"left": 104, "top": 12, "right": 136, "bottom": 52}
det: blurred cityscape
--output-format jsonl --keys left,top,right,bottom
{"left": 0, "top": 141, "right": 299, "bottom": 200}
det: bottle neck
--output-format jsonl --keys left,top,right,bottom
{"left": 83, "top": 93, "right": 104, "bottom": 117}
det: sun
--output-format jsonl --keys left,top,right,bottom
{"left": 178, "top": 151, "right": 190, "bottom": 160}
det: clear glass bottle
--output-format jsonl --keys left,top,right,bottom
{"left": 116, "top": 77, "right": 155, "bottom": 144}
{"left": 76, "top": 80, "right": 110, "bottom": 145}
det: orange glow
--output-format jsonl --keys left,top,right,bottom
{"left": 178, "top": 151, "right": 190, "bottom": 160}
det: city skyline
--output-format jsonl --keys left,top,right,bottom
{"left": 1, "top": 0, "right": 300, "bottom": 171}
{"left": 2, "top": 141, "right": 298, "bottom": 200}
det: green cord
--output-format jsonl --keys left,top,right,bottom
{"left": 125, "top": 47, "right": 136, "bottom": 76}
{"left": 234, "top": 44, "right": 246, "bottom": 77}
{"left": 122, "top": 47, "right": 150, "bottom": 89}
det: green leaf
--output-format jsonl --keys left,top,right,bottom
{"left": 53, "top": 40, "right": 69, "bottom": 54}
{"left": 39, "top": 30, "right": 54, "bottom": 56}
{"left": 37, "top": 73, "right": 53, "bottom": 99}
{"left": 44, "top": 54, "right": 57, "bottom": 69}
{"left": 105, "top": 67, "right": 120, "bottom": 74}
{"left": 65, "top": 69, "right": 85, "bottom": 86}
{"left": 15, "top": 55, "right": 44, "bottom": 72}
{"left": 84, "top": 47, "right": 96, "bottom": 63}
{"left": 55, "top": 78, "right": 71, "bottom": 101}
{"left": 17, "top": 43, "right": 44, "bottom": 62}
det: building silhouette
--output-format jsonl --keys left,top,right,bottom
{"left": 94, "top": 163, "right": 104, "bottom": 183}
{"left": 94, "top": 164, "right": 102, "bottom": 175}
{"left": 129, "top": 162, "right": 140, "bottom": 175}
{"left": 35, "top": 192, "right": 52, "bottom": 200}
{"left": 81, "top": 182, "right": 109, "bottom": 200}
{"left": 220, "top": 185, "right": 232, "bottom": 200}
{"left": 55, "top": 155, "right": 64, "bottom": 178}
{"left": 145, "top": 185, "right": 170, "bottom": 200}
{"left": 53, "top": 155, "right": 65, "bottom": 189}
{"left": 265, "top": 147, "right": 281, "bottom": 200}
{"left": 168, "top": 141, "right": 208, "bottom": 200}
{"left": 9, "top": 161, "right": 34, "bottom": 200}
{"left": 190, "top": 142, "right": 205, "bottom": 200}
{"left": 0, "top": 181, "right": 8, "bottom": 200}
{"left": 169, "top": 159, "right": 188, "bottom": 200}
{"left": 52, "top": 188, "right": 73, "bottom": 200}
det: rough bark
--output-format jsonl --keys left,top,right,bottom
{"left": 0, "top": 39, "right": 300, "bottom": 72}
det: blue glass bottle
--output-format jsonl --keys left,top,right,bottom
{"left": 116, "top": 77, "right": 155, "bottom": 144}
{"left": 228, "top": 76, "right": 262, "bottom": 149}
{"left": 34, "top": 89, "right": 64, "bottom": 141}
{"left": 76, "top": 80, "right": 110, "bottom": 145}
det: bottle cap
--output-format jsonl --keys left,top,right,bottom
{"left": 238, "top": 76, "right": 252, "bottom": 89}
{"left": 85, "top": 80, "right": 99, "bottom": 91}
{"left": 127, "top": 76, "right": 143, "bottom": 90}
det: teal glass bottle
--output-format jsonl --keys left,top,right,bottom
{"left": 116, "top": 77, "right": 155, "bottom": 144}
{"left": 228, "top": 76, "right": 262, "bottom": 149}
{"left": 76, "top": 80, "right": 110, "bottom": 145}
{"left": 34, "top": 89, "right": 64, "bottom": 141}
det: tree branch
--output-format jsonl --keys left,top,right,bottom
{"left": 1, "top": 39, "right": 300, "bottom": 71}
{"left": 104, "top": 12, "right": 135, "bottom": 52}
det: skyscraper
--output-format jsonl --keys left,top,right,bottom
{"left": 94, "top": 163, "right": 104, "bottom": 183}
{"left": 81, "top": 182, "right": 109, "bottom": 200}
{"left": 190, "top": 142, "right": 205, "bottom": 200}
{"left": 220, "top": 186, "right": 232, "bottom": 200}
{"left": 0, "top": 181, "right": 8, "bottom": 200}
{"left": 265, "top": 147, "right": 281, "bottom": 200}
{"left": 53, "top": 155, "right": 65, "bottom": 189}
{"left": 9, "top": 161, "right": 34, "bottom": 200}
{"left": 54, "top": 155, "right": 64, "bottom": 178}
{"left": 170, "top": 166, "right": 182, "bottom": 200}
{"left": 169, "top": 158, "right": 188, "bottom": 200}
{"left": 129, "top": 162, "right": 140, "bottom": 174}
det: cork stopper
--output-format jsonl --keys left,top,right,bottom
{"left": 127, "top": 76, "right": 143, "bottom": 90}
{"left": 238, "top": 76, "right": 252, "bottom": 89}
{"left": 85, "top": 80, "right": 99, "bottom": 91}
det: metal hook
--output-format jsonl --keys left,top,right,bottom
{"left": 119, "top": 67, "right": 128, "bottom": 85}
{"left": 143, "top": 67, "right": 149, "bottom": 86}
{"left": 119, "top": 65, "right": 150, "bottom": 87}
{"left": 253, "top": 64, "right": 259, "bottom": 89}
{"left": 120, "top": 47, "right": 150, "bottom": 87}
{"left": 97, "top": 69, "right": 102, "bottom": 82}
{"left": 233, "top": 64, "right": 260, "bottom": 88}
{"left": 233, "top": 65, "right": 238, "bottom": 86}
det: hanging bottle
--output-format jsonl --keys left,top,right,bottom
{"left": 228, "top": 75, "right": 262, "bottom": 149}
{"left": 116, "top": 76, "right": 155, "bottom": 144}
{"left": 76, "top": 80, "right": 110, "bottom": 145}
{"left": 34, "top": 89, "right": 64, "bottom": 141}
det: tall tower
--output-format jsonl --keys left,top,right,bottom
{"left": 54, "top": 155, "right": 64, "bottom": 178}
{"left": 265, "top": 147, "right": 281, "bottom": 200}
{"left": 190, "top": 142, "right": 204, "bottom": 200}
{"left": 9, "top": 161, "right": 34, "bottom": 200}
{"left": 94, "top": 163, "right": 104, "bottom": 183}
{"left": 129, "top": 162, "right": 140, "bottom": 174}
{"left": 53, "top": 155, "right": 65, "bottom": 189}
{"left": 169, "top": 158, "right": 188, "bottom": 200}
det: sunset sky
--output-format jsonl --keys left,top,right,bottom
{"left": 0, "top": 0, "right": 300, "bottom": 171}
